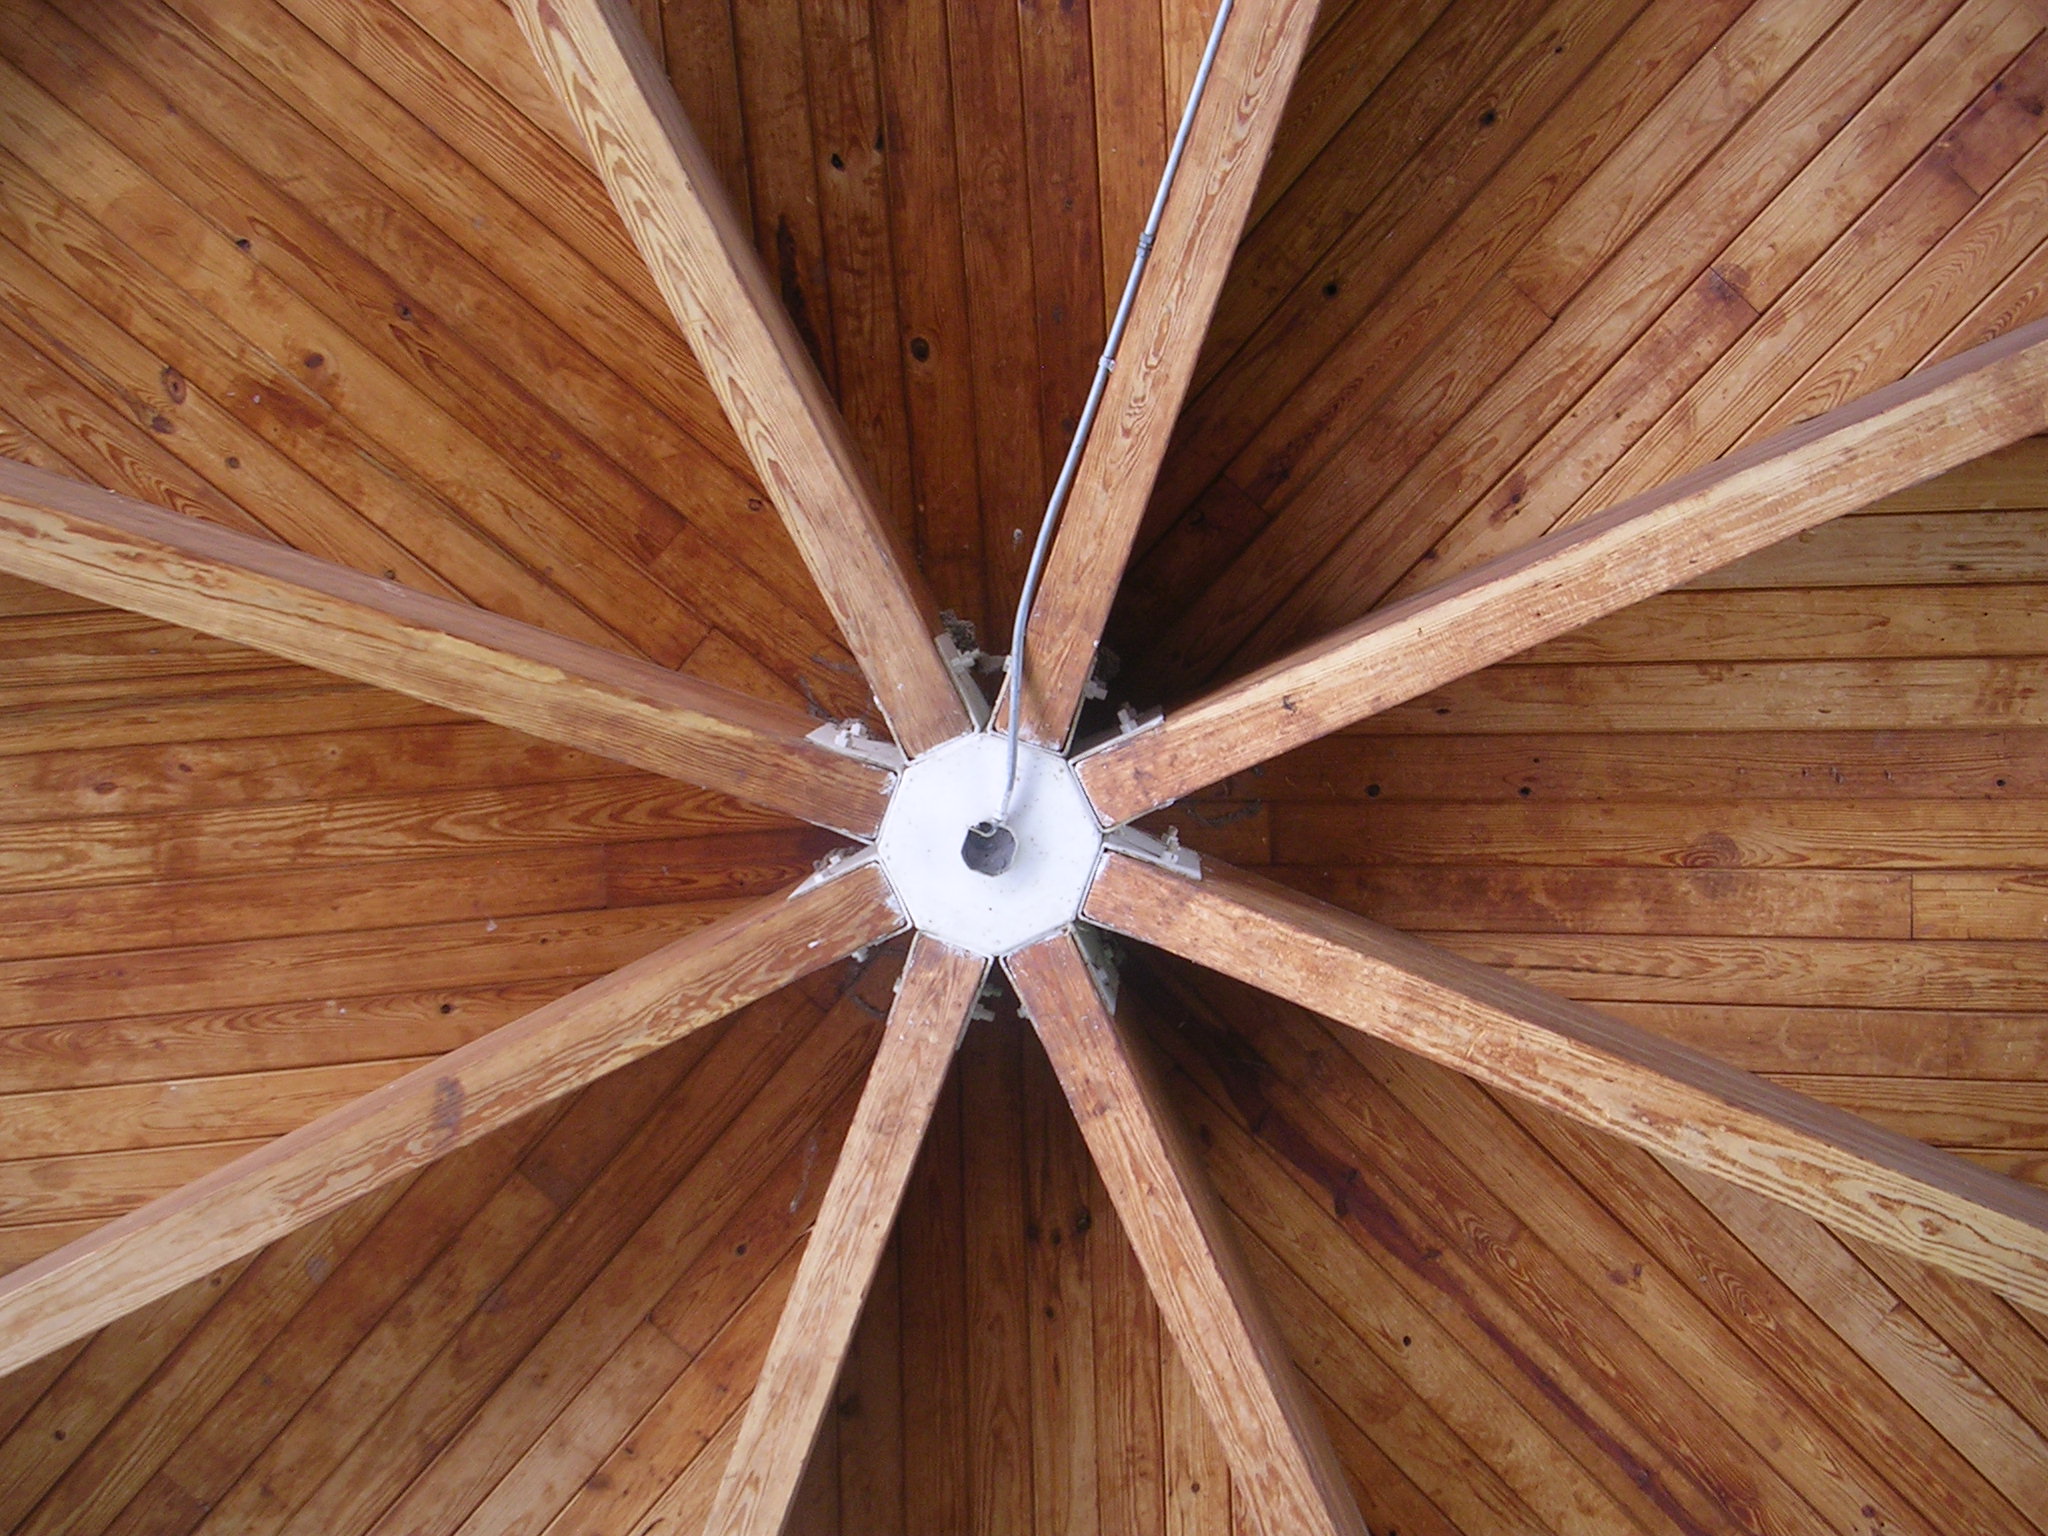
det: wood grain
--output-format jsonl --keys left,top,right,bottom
{"left": 512, "top": 0, "right": 968, "bottom": 754}
{"left": 0, "top": 862, "right": 903, "bottom": 1375}
{"left": 0, "top": 457, "right": 894, "bottom": 836}
{"left": 706, "top": 933, "right": 985, "bottom": 1536}
{"left": 1005, "top": 927, "right": 1371, "bottom": 1536}
{"left": 1079, "top": 314, "right": 2048, "bottom": 824}
{"left": 1007, "top": 0, "right": 1320, "bottom": 749}
{"left": 1085, "top": 851, "right": 2048, "bottom": 1313}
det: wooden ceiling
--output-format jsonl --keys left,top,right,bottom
{"left": 3, "top": 0, "right": 2048, "bottom": 1531}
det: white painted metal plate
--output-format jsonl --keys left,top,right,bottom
{"left": 873, "top": 732, "right": 1102, "bottom": 958}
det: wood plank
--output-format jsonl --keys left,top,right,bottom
{"left": 336, "top": 973, "right": 887, "bottom": 1536}
{"left": 1278, "top": 864, "right": 1913, "bottom": 940}
{"left": 211, "top": 983, "right": 870, "bottom": 1536}
{"left": 1225, "top": 0, "right": 1966, "bottom": 662}
{"left": 0, "top": 863, "right": 903, "bottom": 1375}
{"left": 1143, "top": 0, "right": 1747, "bottom": 666}
{"left": 0, "top": 900, "right": 742, "bottom": 1033}
{"left": 1220, "top": 728, "right": 2048, "bottom": 803}
{"left": 12, "top": 1179, "right": 413, "bottom": 1536}
{"left": 959, "top": 996, "right": 1035, "bottom": 1536}
{"left": 98, "top": 1123, "right": 555, "bottom": 1536}
{"left": 1430, "top": 930, "right": 2048, "bottom": 1013}
{"left": 512, "top": 0, "right": 968, "bottom": 753}
{"left": 705, "top": 934, "right": 984, "bottom": 1536}
{"left": 1005, "top": 927, "right": 1370, "bottom": 1536}
{"left": 1673, "top": 1166, "right": 2048, "bottom": 1518}
{"left": 1269, "top": 797, "right": 2048, "bottom": 872}
{"left": 1231, "top": 983, "right": 1947, "bottom": 1536}
{"left": 872, "top": 0, "right": 984, "bottom": 629}
{"left": 0, "top": 457, "right": 892, "bottom": 837}
{"left": 1022, "top": 1019, "right": 1097, "bottom": 1536}
{"left": 1085, "top": 851, "right": 2048, "bottom": 1312}
{"left": 1079, "top": 316, "right": 2048, "bottom": 825}
{"left": 1493, "top": 1092, "right": 2043, "bottom": 1536}
{"left": 1009, "top": 0, "right": 1320, "bottom": 747}
{"left": 1685, "top": 508, "right": 2048, "bottom": 588}
{"left": 1351, "top": 657, "right": 2048, "bottom": 736}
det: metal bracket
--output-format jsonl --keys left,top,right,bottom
{"left": 806, "top": 718, "right": 907, "bottom": 773}
{"left": 1074, "top": 924, "right": 1121, "bottom": 1014}
{"left": 1069, "top": 703, "right": 1163, "bottom": 765}
{"left": 1102, "top": 823, "right": 1201, "bottom": 880}
{"left": 791, "top": 841, "right": 885, "bottom": 899}
{"left": 936, "top": 631, "right": 992, "bottom": 731}
{"left": 969, "top": 979, "right": 1003, "bottom": 1024}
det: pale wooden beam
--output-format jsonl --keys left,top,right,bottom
{"left": 0, "top": 865, "right": 905, "bottom": 1375}
{"left": 706, "top": 934, "right": 987, "bottom": 1536}
{"left": 1005, "top": 0, "right": 1321, "bottom": 749}
{"left": 513, "top": 0, "right": 969, "bottom": 755}
{"left": 0, "top": 459, "right": 894, "bottom": 837}
{"left": 1077, "top": 316, "right": 2048, "bottom": 825}
{"left": 1085, "top": 851, "right": 2048, "bottom": 1313}
{"left": 1006, "top": 927, "right": 1371, "bottom": 1536}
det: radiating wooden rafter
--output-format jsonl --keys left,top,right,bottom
{"left": 1002, "top": 0, "right": 1320, "bottom": 750}
{"left": 1076, "top": 316, "right": 2048, "bottom": 826}
{"left": 0, "top": 457, "right": 895, "bottom": 838}
{"left": 1, "top": 3, "right": 2047, "bottom": 1533}
{"left": 509, "top": 0, "right": 969, "bottom": 756}
{"left": 1006, "top": 929, "right": 1369, "bottom": 1536}
{"left": 705, "top": 933, "right": 987, "bottom": 1536}
{"left": 1085, "top": 852, "right": 2048, "bottom": 1313}
{"left": 0, "top": 863, "right": 903, "bottom": 1377}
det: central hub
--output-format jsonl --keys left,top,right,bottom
{"left": 873, "top": 732, "right": 1103, "bottom": 958}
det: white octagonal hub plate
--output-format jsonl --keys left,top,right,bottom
{"left": 873, "top": 732, "right": 1102, "bottom": 958}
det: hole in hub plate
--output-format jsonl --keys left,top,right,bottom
{"left": 960, "top": 819, "right": 1016, "bottom": 877}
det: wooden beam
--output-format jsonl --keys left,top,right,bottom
{"left": 0, "top": 458, "right": 894, "bottom": 837}
{"left": 706, "top": 933, "right": 987, "bottom": 1536}
{"left": 0, "top": 864, "right": 904, "bottom": 1375}
{"left": 513, "top": 0, "right": 969, "bottom": 755}
{"left": 1005, "top": 927, "right": 1371, "bottom": 1536}
{"left": 1006, "top": 0, "right": 1320, "bottom": 749}
{"left": 1077, "top": 316, "right": 2048, "bottom": 825}
{"left": 1084, "top": 851, "right": 2048, "bottom": 1313}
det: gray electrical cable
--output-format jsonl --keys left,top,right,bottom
{"left": 992, "top": 0, "right": 1234, "bottom": 828}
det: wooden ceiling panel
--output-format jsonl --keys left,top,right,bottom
{"left": 0, "top": 596, "right": 838, "bottom": 1269}
{"left": 1126, "top": 0, "right": 2048, "bottom": 700}
{"left": 0, "top": 0, "right": 873, "bottom": 715}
